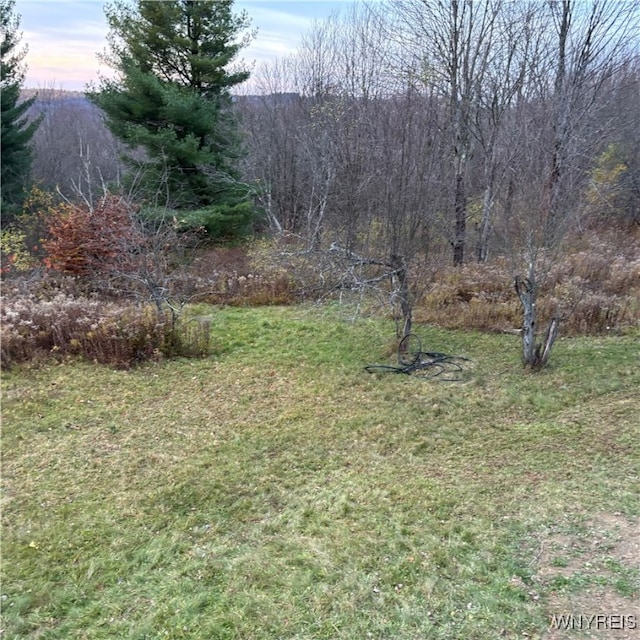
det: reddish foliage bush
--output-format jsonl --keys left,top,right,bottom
{"left": 42, "top": 195, "right": 143, "bottom": 276}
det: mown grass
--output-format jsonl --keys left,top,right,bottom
{"left": 2, "top": 304, "right": 639, "bottom": 639}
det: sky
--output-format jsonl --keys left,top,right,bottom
{"left": 15, "top": 0, "right": 353, "bottom": 92}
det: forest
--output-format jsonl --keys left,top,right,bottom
{"left": 2, "top": 0, "right": 640, "bottom": 369}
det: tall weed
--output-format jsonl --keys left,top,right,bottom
{"left": 0, "top": 292, "right": 210, "bottom": 369}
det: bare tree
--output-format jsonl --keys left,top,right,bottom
{"left": 28, "top": 86, "right": 124, "bottom": 203}
{"left": 239, "top": 0, "right": 637, "bottom": 362}
{"left": 386, "top": 0, "right": 503, "bottom": 265}
{"left": 504, "top": 0, "right": 639, "bottom": 368}
{"left": 587, "top": 57, "right": 640, "bottom": 226}
{"left": 472, "top": 1, "right": 542, "bottom": 262}
{"left": 238, "top": 4, "right": 447, "bottom": 335}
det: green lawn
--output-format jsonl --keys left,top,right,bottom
{"left": 2, "top": 305, "right": 639, "bottom": 639}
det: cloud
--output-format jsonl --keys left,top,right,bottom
{"left": 17, "top": 0, "right": 350, "bottom": 91}
{"left": 18, "top": 0, "right": 109, "bottom": 90}
{"left": 237, "top": 3, "right": 325, "bottom": 63}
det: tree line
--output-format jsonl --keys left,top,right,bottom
{"left": 2, "top": 0, "right": 639, "bottom": 368}
{"left": 238, "top": 0, "right": 640, "bottom": 364}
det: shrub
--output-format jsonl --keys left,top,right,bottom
{"left": 0, "top": 291, "right": 211, "bottom": 369}
{"left": 42, "top": 195, "right": 143, "bottom": 276}
{"left": 0, "top": 227, "right": 39, "bottom": 275}
{"left": 1, "top": 186, "right": 53, "bottom": 276}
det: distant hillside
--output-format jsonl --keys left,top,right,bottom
{"left": 21, "top": 88, "right": 87, "bottom": 101}
{"left": 22, "top": 88, "right": 300, "bottom": 102}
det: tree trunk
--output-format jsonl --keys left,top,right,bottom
{"left": 515, "top": 271, "right": 560, "bottom": 369}
{"left": 453, "top": 171, "right": 467, "bottom": 266}
{"left": 538, "top": 317, "right": 560, "bottom": 366}
{"left": 476, "top": 179, "right": 494, "bottom": 262}
{"left": 516, "top": 273, "right": 537, "bottom": 365}
{"left": 392, "top": 254, "right": 412, "bottom": 338}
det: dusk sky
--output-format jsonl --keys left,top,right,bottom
{"left": 15, "top": 0, "right": 354, "bottom": 92}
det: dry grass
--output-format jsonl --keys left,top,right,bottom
{"left": 0, "top": 289, "right": 211, "bottom": 369}
{"left": 184, "top": 226, "right": 640, "bottom": 336}
{"left": 187, "top": 244, "right": 298, "bottom": 306}
{"left": 411, "top": 228, "right": 640, "bottom": 335}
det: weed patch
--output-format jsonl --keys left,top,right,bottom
{"left": 0, "top": 292, "right": 213, "bottom": 369}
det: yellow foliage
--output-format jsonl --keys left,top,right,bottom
{"left": 0, "top": 228, "right": 38, "bottom": 272}
{"left": 22, "top": 185, "right": 56, "bottom": 214}
{"left": 586, "top": 143, "right": 628, "bottom": 213}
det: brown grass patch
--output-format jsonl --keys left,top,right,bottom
{"left": 538, "top": 513, "right": 640, "bottom": 639}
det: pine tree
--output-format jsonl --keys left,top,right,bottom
{"left": 1, "top": 0, "right": 40, "bottom": 219}
{"left": 89, "top": 0, "right": 256, "bottom": 237}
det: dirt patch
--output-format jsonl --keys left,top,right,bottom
{"left": 535, "top": 513, "right": 639, "bottom": 639}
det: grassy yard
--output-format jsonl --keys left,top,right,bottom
{"left": 2, "top": 304, "right": 639, "bottom": 639}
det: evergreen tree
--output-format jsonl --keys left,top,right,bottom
{"left": 89, "top": 0, "right": 256, "bottom": 237}
{"left": 1, "top": 0, "right": 40, "bottom": 219}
